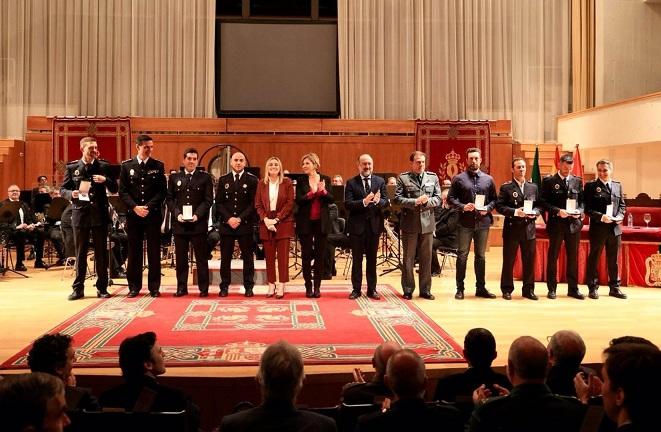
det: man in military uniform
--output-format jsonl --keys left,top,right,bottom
{"left": 495, "top": 157, "right": 540, "bottom": 300}
{"left": 584, "top": 159, "right": 627, "bottom": 299}
{"left": 394, "top": 151, "right": 441, "bottom": 300}
{"left": 448, "top": 147, "right": 498, "bottom": 300}
{"left": 540, "top": 153, "right": 585, "bottom": 300}
{"left": 214, "top": 151, "right": 258, "bottom": 297}
{"left": 60, "top": 136, "right": 118, "bottom": 300}
{"left": 119, "top": 134, "right": 166, "bottom": 298}
{"left": 166, "top": 148, "right": 213, "bottom": 297}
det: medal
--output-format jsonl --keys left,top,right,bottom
{"left": 74, "top": 170, "right": 80, "bottom": 176}
{"left": 243, "top": 184, "right": 247, "bottom": 188}
{"left": 513, "top": 192, "right": 518, "bottom": 198}
{"left": 596, "top": 187, "right": 601, "bottom": 192}
{"left": 225, "top": 183, "right": 230, "bottom": 189}
{"left": 554, "top": 184, "right": 560, "bottom": 190}
{"left": 177, "top": 180, "right": 182, "bottom": 186}
{"left": 130, "top": 169, "right": 135, "bottom": 176}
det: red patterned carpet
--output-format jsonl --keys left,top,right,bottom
{"left": 1, "top": 284, "right": 463, "bottom": 369}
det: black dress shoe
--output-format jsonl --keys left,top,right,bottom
{"left": 547, "top": 291, "right": 557, "bottom": 299}
{"left": 68, "top": 291, "right": 84, "bottom": 301}
{"left": 609, "top": 288, "right": 627, "bottom": 299}
{"left": 349, "top": 290, "right": 361, "bottom": 300}
{"left": 588, "top": 290, "right": 599, "bottom": 299}
{"left": 313, "top": 287, "right": 321, "bottom": 298}
{"left": 367, "top": 291, "right": 381, "bottom": 300}
{"left": 420, "top": 292, "right": 435, "bottom": 300}
{"left": 219, "top": 289, "right": 229, "bottom": 297}
{"left": 431, "top": 271, "right": 441, "bottom": 277}
{"left": 523, "top": 292, "right": 539, "bottom": 301}
{"left": 454, "top": 290, "right": 464, "bottom": 300}
{"left": 34, "top": 261, "right": 48, "bottom": 269}
{"left": 15, "top": 263, "right": 27, "bottom": 272}
{"left": 199, "top": 291, "right": 209, "bottom": 297}
{"left": 402, "top": 292, "right": 413, "bottom": 300}
{"left": 127, "top": 290, "right": 140, "bottom": 298}
{"left": 476, "top": 289, "right": 496, "bottom": 299}
{"left": 150, "top": 291, "right": 161, "bottom": 298}
{"left": 567, "top": 291, "right": 585, "bottom": 300}
{"left": 174, "top": 290, "right": 188, "bottom": 297}
{"left": 502, "top": 292, "right": 512, "bottom": 300}
{"left": 97, "top": 290, "right": 111, "bottom": 299}
{"left": 244, "top": 289, "right": 254, "bottom": 298}
{"left": 305, "top": 289, "right": 313, "bottom": 298}
{"left": 27, "top": 251, "right": 35, "bottom": 260}
{"left": 53, "top": 258, "right": 66, "bottom": 267}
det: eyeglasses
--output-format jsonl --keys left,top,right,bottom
{"left": 8, "top": 190, "right": 20, "bottom": 193}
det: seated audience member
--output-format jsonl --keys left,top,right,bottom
{"left": 27, "top": 333, "right": 100, "bottom": 412}
{"left": 546, "top": 330, "right": 594, "bottom": 397}
{"left": 220, "top": 340, "right": 337, "bottom": 432}
{"left": 341, "top": 341, "right": 401, "bottom": 404}
{"left": 38, "top": 187, "right": 66, "bottom": 266}
{"left": 331, "top": 175, "right": 344, "bottom": 186}
{"left": 0, "top": 372, "right": 71, "bottom": 432}
{"left": 469, "top": 336, "right": 586, "bottom": 432}
{"left": 99, "top": 332, "right": 199, "bottom": 428}
{"left": 600, "top": 343, "right": 661, "bottom": 432}
{"left": 386, "top": 176, "right": 397, "bottom": 187}
{"left": 323, "top": 203, "right": 350, "bottom": 279}
{"left": 430, "top": 188, "right": 459, "bottom": 275}
{"left": 3, "top": 184, "right": 48, "bottom": 270}
{"left": 356, "top": 349, "right": 462, "bottom": 432}
{"left": 434, "top": 328, "right": 511, "bottom": 404}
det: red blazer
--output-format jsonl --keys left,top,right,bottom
{"left": 254, "top": 177, "right": 295, "bottom": 240}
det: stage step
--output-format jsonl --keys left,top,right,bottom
{"left": 193, "top": 259, "right": 268, "bottom": 286}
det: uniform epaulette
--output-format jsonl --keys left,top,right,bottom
{"left": 245, "top": 171, "right": 257, "bottom": 178}
{"left": 121, "top": 158, "right": 133, "bottom": 164}
{"left": 425, "top": 171, "right": 438, "bottom": 177}
{"left": 503, "top": 180, "right": 513, "bottom": 184}
{"left": 399, "top": 171, "right": 408, "bottom": 176}
{"left": 612, "top": 180, "right": 621, "bottom": 183}
{"left": 98, "top": 158, "right": 108, "bottom": 162}
{"left": 67, "top": 160, "right": 79, "bottom": 165}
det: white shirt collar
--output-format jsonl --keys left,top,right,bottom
{"left": 137, "top": 156, "right": 150, "bottom": 164}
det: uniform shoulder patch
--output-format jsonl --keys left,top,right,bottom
{"left": 425, "top": 171, "right": 438, "bottom": 177}
{"left": 503, "top": 180, "right": 512, "bottom": 184}
{"left": 121, "top": 158, "right": 133, "bottom": 164}
{"left": 67, "top": 160, "right": 79, "bottom": 165}
{"left": 399, "top": 172, "right": 408, "bottom": 176}
{"left": 245, "top": 171, "right": 257, "bottom": 178}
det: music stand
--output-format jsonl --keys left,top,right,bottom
{"left": 0, "top": 201, "right": 29, "bottom": 277}
{"left": 46, "top": 197, "right": 69, "bottom": 222}
{"left": 108, "top": 196, "right": 129, "bottom": 287}
{"left": 332, "top": 185, "right": 346, "bottom": 219}
{"left": 33, "top": 193, "right": 52, "bottom": 213}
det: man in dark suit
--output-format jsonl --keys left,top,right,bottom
{"left": 496, "top": 157, "right": 540, "bottom": 300}
{"left": 469, "top": 336, "right": 586, "bottom": 432}
{"left": 345, "top": 154, "right": 389, "bottom": 300}
{"left": 215, "top": 151, "right": 258, "bottom": 297}
{"left": 584, "top": 159, "right": 627, "bottom": 299}
{"left": 540, "top": 153, "right": 585, "bottom": 300}
{"left": 356, "top": 349, "right": 462, "bottom": 432}
{"left": 166, "top": 148, "right": 213, "bottom": 297}
{"left": 60, "top": 137, "right": 118, "bottom": 300}
{"left": 220, "top": 341, "right": 337, "bottom": 432}
{"left": 341, "top": 341, "right": 401, "bottom": 404}
{"left": 2, "top": 184, "right": 47, "bottom": 271}
{"left": 394, "top": 151, "right": 441, "bottom": 300}
{"left": 546, "top": 330, "right": 594, "bottom": 398}
{"left": 119, "top": 134, "right": 166, "bottom": 298}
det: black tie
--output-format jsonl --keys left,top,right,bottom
{"left": 564, "top": 178, "right": 568, "bottom": 189}
{"left": 363, "top": 177, "right": 370, "bottom": 194}
{"left": 235, "top": 173, "right": 240, "bottom": 183}
{"left": 604, "top": 182, "right": 611, "bottom": 194}
{"left": 187, "top": 173, "right": 193, "bottom": 184}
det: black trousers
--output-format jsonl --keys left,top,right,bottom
{"left": 110, "top": 230, "right": 127, "bottom": 273}
{"left": 500, "top": 227, "right": 535, "bottom": 295}
{"left": 10, "top": 229, "right": 45, "bottom": 264}
{"left": 125, "top": 219, "right": 161, "bottom": 293}
{"left": 586, "top": 226, "right": 621, "bottom": 289}
{"left": 546, "top": 223, "right": 580, "bottom": 292}
{"left": 350, "top": 231, "right": 380, "bottom": 293}
{"left": 299, "top": 220, "right": 327, "bottom": 290}
{"left": 174, "top": 233, "right": 209, "bottom": 293}
{"left": 72, "top": 224, "right": 109, "bottom": 293}
{"left": 219, "top": 233, "right": 254, "bottom": 289}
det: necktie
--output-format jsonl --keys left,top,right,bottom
{"left": 187, "top": 173, "right": 193, "bottom": 184}
{"left": 235, "top": 173, "right": 240, "bottom": 183}
{"left": 564, "top": 178, "right": 568, "bottom": 189}
{"left": 363, "top": 177, "right": 370, "bottom": 194}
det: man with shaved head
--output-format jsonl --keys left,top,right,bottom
{"left": 341, "top": 341, "right": 401, "bottom": 404}
{"left": 469, "top": 336, "right": 586, "bottom": 432}
{"left": 356, "top": 349, "right": 462, "bottom": 432}
{"left": 546, "top": 330, "right": 594, "bottom": 397}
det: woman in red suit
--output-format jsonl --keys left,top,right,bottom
{"left": 255, "top": 157, "right": 295, "bottom": 298}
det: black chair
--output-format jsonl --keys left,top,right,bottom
{"left": 67, "top": 410, "right": 188, "bottom": 432}
{"left": 339, "top": 403, "right": 380, "bottom": 432}
{"left": 435, "top": 245, "right": 458, "bottom": 277}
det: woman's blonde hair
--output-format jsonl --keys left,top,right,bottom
{"left": 263, "top": 156, "right": 284, "bottom": 184}
{"left": 300, "top": 152, "right": 320, "bottom": 172}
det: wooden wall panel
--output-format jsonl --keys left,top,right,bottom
{"left": 490, "top": 137, "right": 514, "bottom": 188}
{"left": 0, "top": 140, "right": 26, "bottom": 196}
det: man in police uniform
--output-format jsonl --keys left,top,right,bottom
{"left": 214, "top": 151, "right": 258, "bottom": 297}
{"left": 394, "top": 151, "right": 441, "bottom": 300}
{"left": 496, "top": 157, "right": 540, "bottom": 300}
{"left": 166, "top": 148, "right": 213, "bottom": 297}
{"left": 584, "top": 159, "right": 627, "bottom": 299}
{"left": 119, "top": 134, "right": 166, "bottom": 298}
{"left": 60, "top": 136, "right": 118, "bottom": 300}
{"left": 540, "top": 153, "right": 585, "bottom": 300}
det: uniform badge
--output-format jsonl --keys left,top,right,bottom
{"left": 225, "top": 183, "right": 230, "bottom": 189}
{"left": 130, "top": 169, "right": 135, "bottom": 176}
{"left": 513, "top": 192, "right": 518, "bottom": 198}
{"left": 596, "top": 187, "right": 601, "bottom": 192}
{"left": 74, "top": 169, "right": 80, "bottom": 176}
{"left": 243, "top": 184, "right": 247, "bottom": 189}
{"left": 554, "top": 184, "right": 560, "bottom": 190}
{"left": 177, "top": 180, "right": 182, "bottom": 186}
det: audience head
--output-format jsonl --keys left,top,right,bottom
{"left": 559, "top": 153, "right": 574, "bottom": 176}
{"left": 118, "top": 332, "right": 166, "bottom": 381}
{"left": 0, "top": 372, "right": 70, "bottom": 432}
{"left": 547, "top": 330, "right": 586, "bottom": 369}
{"left": 442, "top": 179, "right": 451, "bottom": 187}
{"left": 507, "top": 336, "right": 548, "bottom": 385}
{"left": 601, "top": 343, "right": 661, "bottom": 428}
{"left": 385, "top": 349, "right": 426, "bottom": 400}
{"left": 300, "top": 152, "right": 320, "bottom": 175}
{"left": 7, "top": 185, "right": 21, "bottom": 201}
{"left": 27, "top": 333, "right": 75, "bottom": 383}
{"left": 387, "top": 176, "right": 397, "bottom": 186}
{"left": 37, "top": 175, "right": 48, "bottom": 185}
{"left": 264, "top": 156, "right": 284, "bottom": 184}
{"left": 331, "top": 174, "right": 343, "bottom": 186}
{"left": 371, "top": 341, "right": 402, "bottom": 378}
{"left": 609, "top": 335, "right": 656, "bottom": 347}
{"left": 463, "top": 328, "right": 497, "bottom": 369}
{"left": 257, "top": 340, "right": 305, "bottom": 404}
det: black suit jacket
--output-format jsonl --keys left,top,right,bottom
{"left": 295, "top": 173, "right": 335, "bottom": 235}
{"left": 220, "top": 401, "right": 337, "bottom": 432}
{"left": 214, "top": 171, "right": 258, "bottom": 236}
{"left": 0, "top": 199, "right": 36, "bottom": 228}
{"left": 344, "top": 174, "right": 389, "bottom": 235}
{"left": 496, "top": 180, "right": 540, "bottom": 240}
{"left": 119, "top": 157, "right": 166, "bottom": 223}
{"left": 540, "top": 173, "right": 584, "bottom": 234}
{"left": 60, "top": 159, "right": 118, "bottom": 227}
{"left": 356, "top": 398, "right": 463, "bottom": 432}
{"left": 166, "top": 170, "right": 213, "bottom": 235}
{"left": 584, "top": 179, "right": 626, "bottom": 236}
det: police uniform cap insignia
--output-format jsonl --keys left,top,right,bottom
{"left": 554, "top": 184, "right": 560, "bottom": 189}
{"left": 129, "top": 169, "right": 135, "bottom": 176}
{"left": 74, "top": 169, "right": 80, "bottom": 176}
{"left": 225, "top": 183, "right": 230, "bottom": 189}
{"left": 513, "top": 192, "right": 518, "bottom": 198}
{"left": 596, "top": 187, "right": 601, "bottom": 192}
{"left": 243, "top": 183, "right": 247, "bottom": 188}
{"left": 177, "top": 180, "right": 182, "bottom": 186}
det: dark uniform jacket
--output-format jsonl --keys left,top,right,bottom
{"left": 295, "top": 173, "right": 335, "bottom": 235}
{"left": 356, "top": 398, "right": 463, "bottom": 432}
{"left": 584, "top": 179, "right": 626, "bottom": 236}
{"left": 166, "top": 170, "right": 213, "bottom": 236}
{"left": 496, "top": 179, "right": 540, "bottom": 240}
{"left": 540, "top": 173, "right": 584, "bottom": 234}
{"left": 394, "top": 171, "right": 441, "bottom": 234}
{"left": 60, "top": 158, "right": 118, "bottom": 227}
{"left": 344, "top": 174, "right": 389, "bottom": 236}
{"left": 220, "top": 400, "right": 337, "bottom": 432}
{"left": 215, "top": 171, "right": 258, "bottom": 236}
{"left": 119, "top": 157, "right": 166, "bottom": 222}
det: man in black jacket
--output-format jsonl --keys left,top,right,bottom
{"left": 430, "top": 188, "right": 459, "bottom": 275}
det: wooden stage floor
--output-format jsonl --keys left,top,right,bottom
{"left": 1, "top": 246, "right": 659, "bottom": 378}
